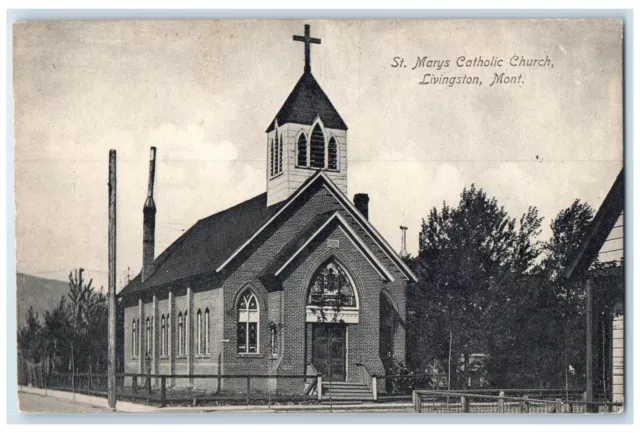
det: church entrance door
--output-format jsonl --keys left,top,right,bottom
{"left": 312, "top": 324, "right": 346, "bottom": 381}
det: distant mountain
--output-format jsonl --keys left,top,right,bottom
{"left": 16, "top": 273, "right": 69, "bottom": 329}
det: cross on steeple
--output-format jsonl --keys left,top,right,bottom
{"left": 293, "top": 24, "right": 321, "bottom": 74}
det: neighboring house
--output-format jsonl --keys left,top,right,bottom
{"left": 118, "top": 25, "right": 417, "bottom": 395}
{"left": 564, "top": 169, "right": 624, "bottom": 404}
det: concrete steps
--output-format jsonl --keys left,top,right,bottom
{"left": 322, "top": 381, "right": 374, "bottom": 402}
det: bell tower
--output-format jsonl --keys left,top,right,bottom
{"left": 266, "top": 24, "right": 348, "bottom": 207}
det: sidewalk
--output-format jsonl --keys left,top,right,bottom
{"left": 19, "top": 386, "right": 414, "bottom": 413}
{"left": 19, "top": 386, "right": 155, "bottom": 413}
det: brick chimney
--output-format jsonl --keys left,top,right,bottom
{"left": 141, "top": 147, "right": 157, "bottom": 282}
{"left": 354, "top": 193, "right": 369, "bottom": 220}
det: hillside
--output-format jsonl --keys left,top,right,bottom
{"left": 16, "top": 273, "right": 69, "bottom": 329}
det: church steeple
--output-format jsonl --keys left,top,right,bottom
{"left": 266, "top": 24, "right": 348, "bottom": 207}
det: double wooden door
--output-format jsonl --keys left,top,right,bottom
{"left": 312, "top": 324, "right": 346, "bottom": 381}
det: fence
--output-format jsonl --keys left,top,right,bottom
{"left": 413, "top": 389, "right": 623, "bottom": 414}
{"left": 23, "top": 371, "right": 322, "bottom": 407}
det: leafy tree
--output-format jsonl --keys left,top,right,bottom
{"left": 539, "top": 200, "right": 595, "bottom": 389}
{"left": 41, "top": 297, "right": 72, "bottom": 371}
{"left": 18, "top": 307, "right": 43, "bottom": 363}
{"left": 542, "top": 199, "right": 595, "bottom": 283}
{"left": 17, "top": 268, "right": 111, "bottom": 378}
{"left": 411, "top": 185, "right": 545, "bottom": 388}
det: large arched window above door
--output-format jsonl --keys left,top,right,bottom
{"left": 307, "top": 260, "right": 356, "bottom": 307}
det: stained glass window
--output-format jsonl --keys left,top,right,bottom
{"left": 146, "top": 317, "right": 151, "bottom": 356}
{"left": 308, "top": 260, "right": 356, "bottom": 307}
{"left": 196, "top": 310, "right": 202, "bottom": 354}
{"left": 204, "top": 309, "right": 210, "bottom": 354}
{"left": 160, "top": 315, "right": 166, "bottom": 356}
{"left": 132, "top": 320, "right": 137, "bottom": 357}
{"left": 237, "top": 291, "right": 259, "bottom": 354}
{"left": 178, "top": 313, "right": 184, "bottom": 355}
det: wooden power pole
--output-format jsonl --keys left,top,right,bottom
{"left": 108, "top": 149, "right": 117, "bottom": 410}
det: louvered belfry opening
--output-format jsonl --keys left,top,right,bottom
{"left": 310, "top": 124, "right": 325, "bottom": 168}
{"left": 297, "top": 133, "right": 308, "bottom": 166}
{"left": 328, "top": 137, "right": 338, "bottom": 170}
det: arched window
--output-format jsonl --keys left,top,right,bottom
{"left": 310, "top": 124, "right": 325, "bottom": 168}
{"left": 237, "top": 290, "right": 259, "bottom": 354}
{"left": 132, "top": 320, "right": 137, "bottom": 357}
{"left": 328, "top": 137, "right": 338, "bottom": 170}
{"left": 184, "top": 312, "right": 188, "bottom": 354}
{"left": 146, "top": 317, "right": 152, "bottom": 356}
{"left": 270, "top": 139, "right": 275, "bottom": 177}
{"left": 136, "top": 319, "right": 140, "bottom": 356}
{"left": 308, "top": 260, "right": 356, "bottom": 307}
{"left": 204, "top": 308, "right": 210, "bottom": 354}
{"left": 166, "top": 314, "right": 170, "bottom": 356}
{"left": 274, "top": 134, "right": 280, "bottom": 175}
{"left": 278, "top": 134, "right": 284, "bottom": 174}
{"left": 297, "top": 133, "right": 308, "bottom": 167}
{"left": 160, "top": 315, "right": 166, "bottom": 356}
{"left": 270, "top": 324, "right": 278, "bottom": 354}
{"left": 178, "top": 312, "right": 184, "bottom": 355}
{"left": 196, "top": 309, "right": 202, "bottom": 355}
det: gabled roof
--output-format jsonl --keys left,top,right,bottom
{"left": 257, "top": 211, "right": 396, "bottom": 291}
{"left": 564, "top": 168, "right": 624, "bottom": 279}
{"left": 119, "top": 170, "right": 418, "bottom": 297}
{"left": 266, "top": 71, "right": 347, "bottom": 132}
{"left": 119, "top": 193, "right": 285, "bottom": 296}
{"left": 218, "top": 171, "right": 418, "bottom": 282}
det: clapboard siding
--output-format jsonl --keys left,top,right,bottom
{"left": 598, "top": 212, "right": 624, "bottom": 264}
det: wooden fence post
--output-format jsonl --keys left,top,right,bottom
{"left": 160, "top": 376, "right": 166, "bottom": 408}
{"left": 555, "top": 398, "right": 563, "bottom": 413}
{"left": 317, "top": 375, "right": 323, "bottom": 401}
{"left": 146, "top": 373, "right": 152, "bottom": 403}
{"left": 498, "top": 391, "right": 505, "bottom": 413}
{"left": 522, "top": 396, "right": 530, "bottom": 413}
{"left": 246, "top": 377, "right": 251, "bottom": 405}
{"left": 461, "top": 395, "right": 469, "bottom": 413}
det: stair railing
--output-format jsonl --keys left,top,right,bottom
{"left": 355, "top": 363, "right": 377, "bottom": 400}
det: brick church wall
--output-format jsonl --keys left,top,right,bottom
{"left": 122, "top": 182, "right": 409, "bottom": 396}
{"left": 221, "top": 184, "right": 408, "bottom": 395}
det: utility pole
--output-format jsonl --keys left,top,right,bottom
{"left": 108, "top": 149, "right": 117, "bottom": 410}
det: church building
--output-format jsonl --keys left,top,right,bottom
{"left": 119, "top": 24, "right": 417, "bottom": 396}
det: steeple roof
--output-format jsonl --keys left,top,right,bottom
{"left": 266, "top": 71, "right": 347, "bottom": 132}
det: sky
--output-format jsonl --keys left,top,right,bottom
{"left": 13, "top": 20, "right": 623, "bottom": 292}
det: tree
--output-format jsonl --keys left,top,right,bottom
{"left": 18, "top": 307, "right": 43, "bottom": 363}
{"left": 41, "top": 297, "right": 72, "bottom": 372}
{"left": 411, "top": 184, "right": 544, "bottom": 388}
{"left": 542, "top": 199, "right": 595, "bottom": 283}
{"left": 539, "top": 199, "right": 595, "bottom": 389}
